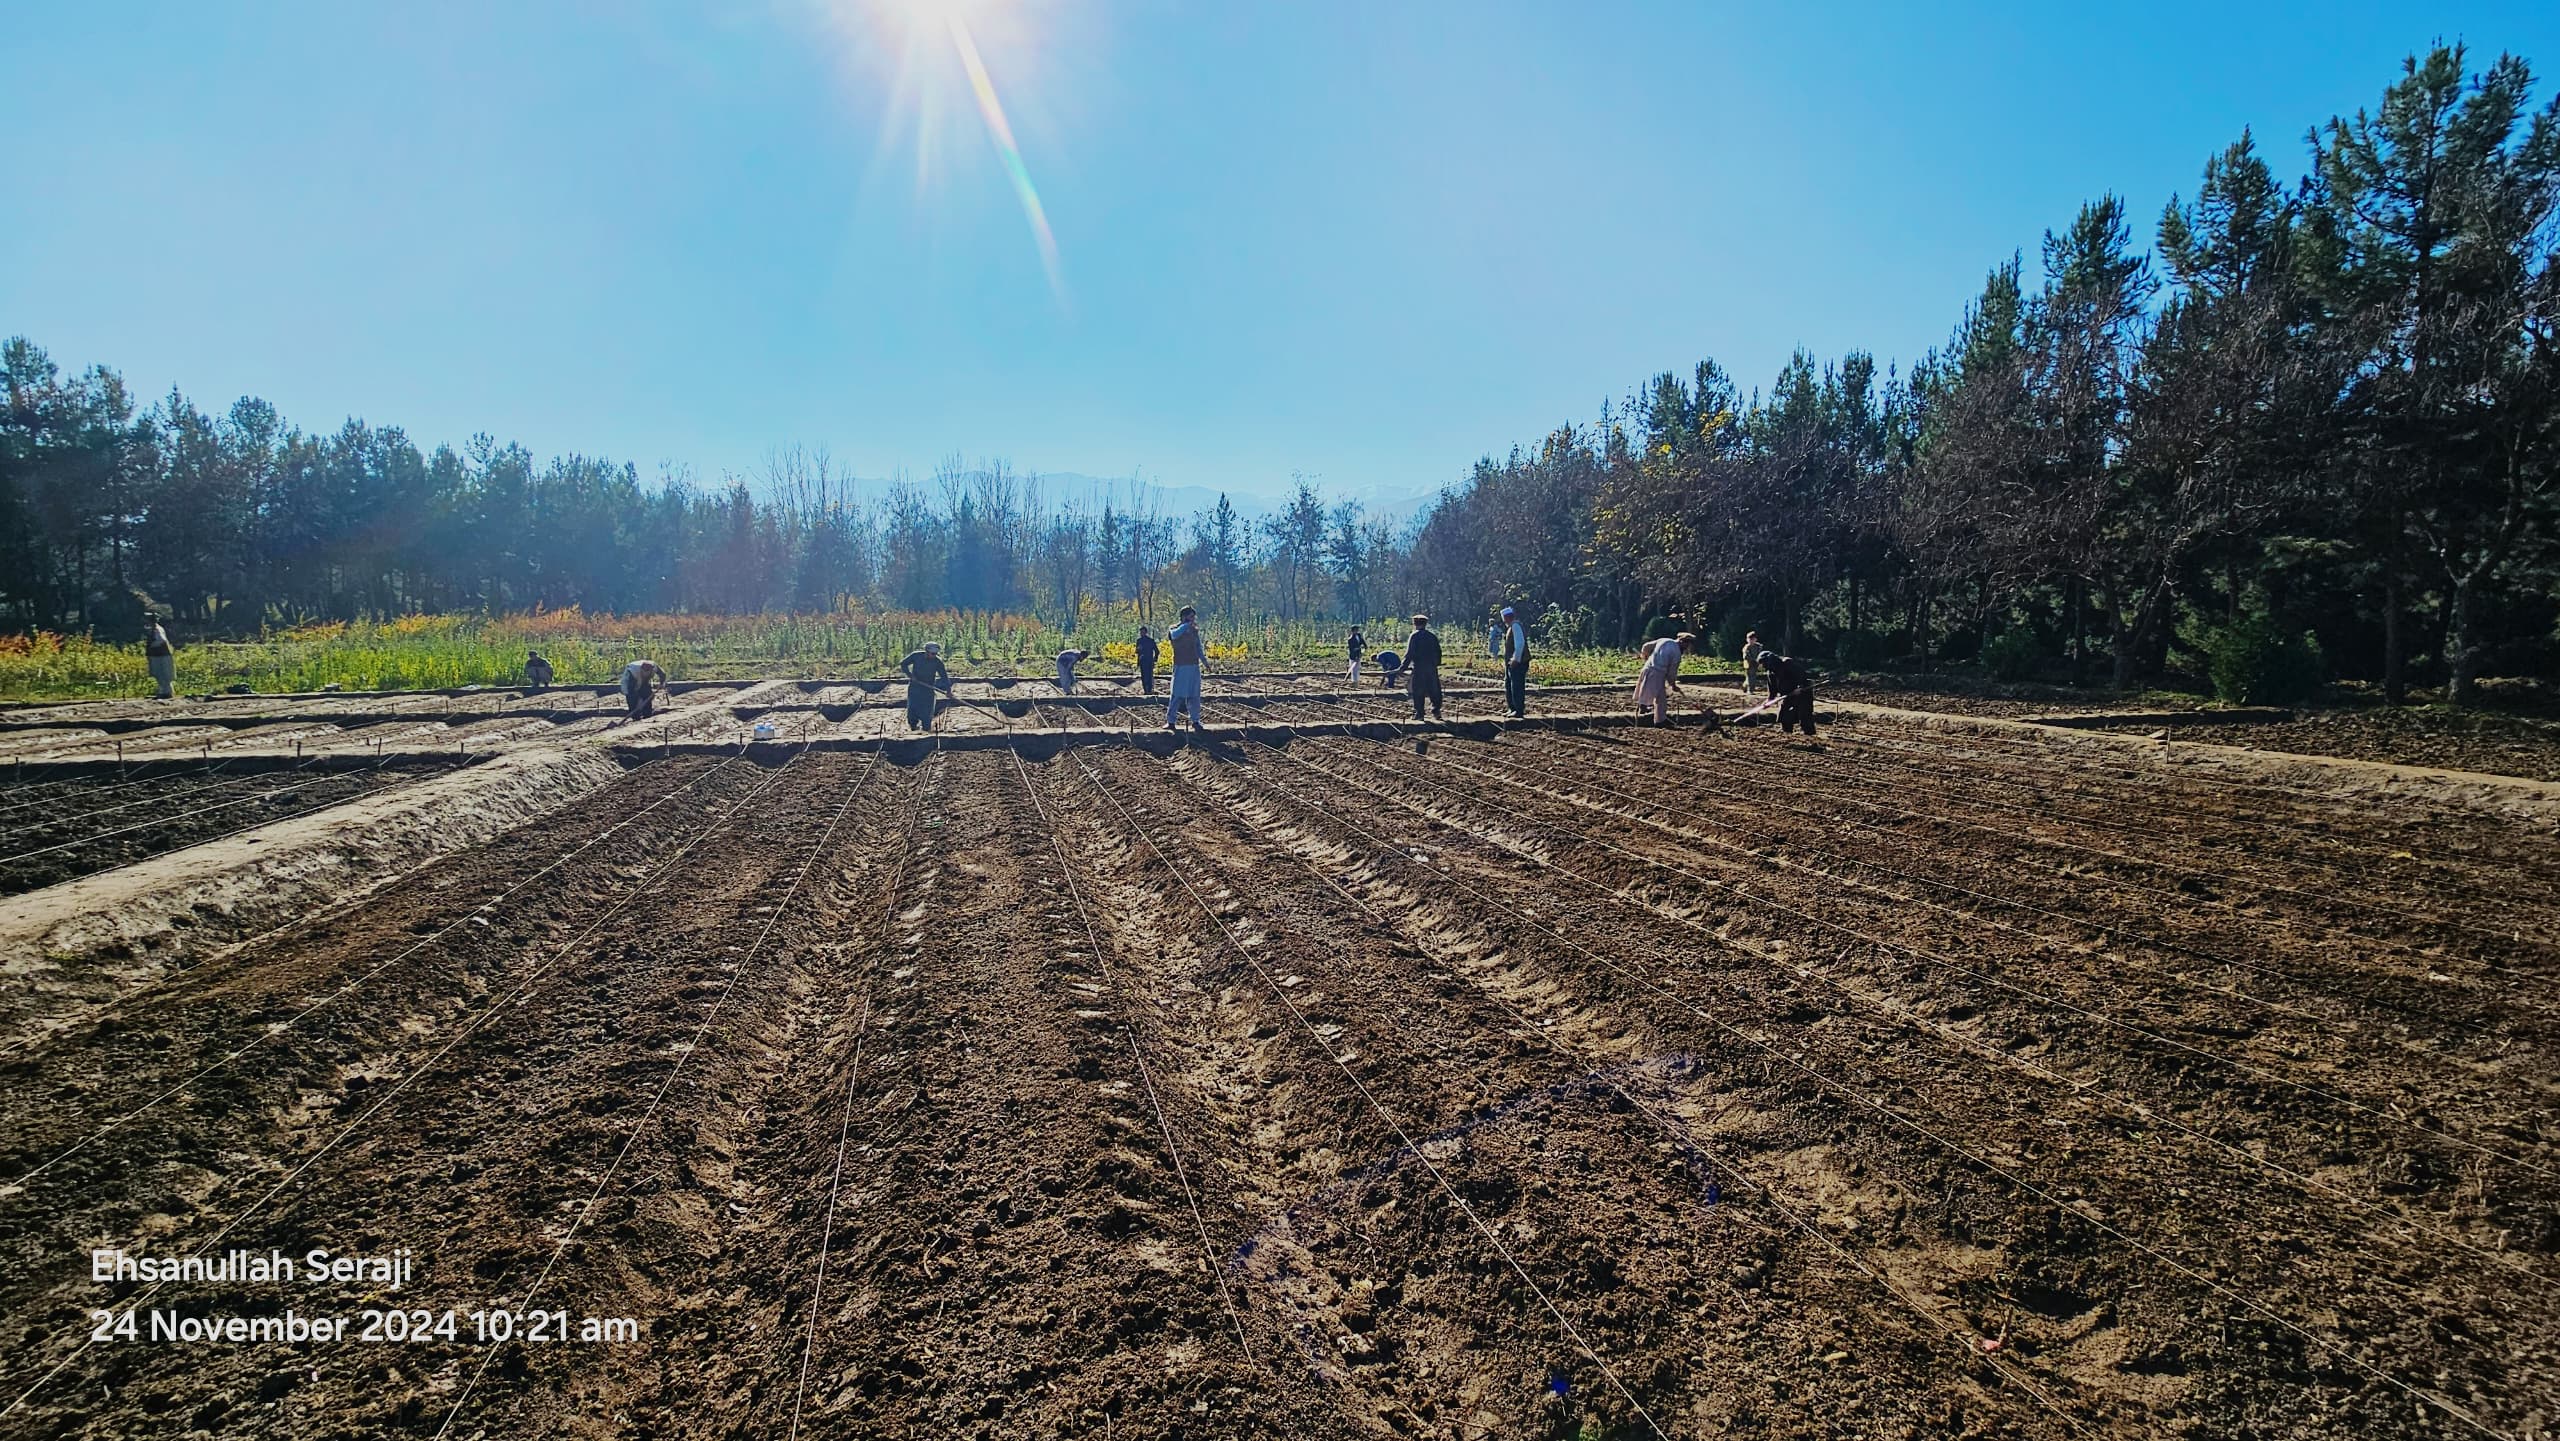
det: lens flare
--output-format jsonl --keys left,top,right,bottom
{"left": 827, "top": 0, "right": 1068, "bottom": 306}
{"left": 939, "top": 8, "right": 1064, "bottom": 302}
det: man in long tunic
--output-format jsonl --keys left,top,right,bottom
{"left": 1404, "top": 614, "right": 1444, "bottom": 721}
{"left": 144, "top": 616, "right": 176, "bottom": 700}
{"left": 899, "top": 643, "right": 949, "bottom": 731}
{"left": 1165, "top": 608, "right": 1205, "bottom": 732}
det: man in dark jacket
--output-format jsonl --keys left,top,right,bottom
{"left": 899, "top": 643, "right": 949, "bottom": 731}
{"left": 1135, "top": 627, "right": 1160, "bottom": 694}
{"left": 1404, "top": 614, "right": 1444, "bottom": 721}
{"left": 1767, "top": 651, "right": 1816, "bottom": 737}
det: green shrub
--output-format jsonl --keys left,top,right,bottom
{"left": 1538, "top": 602, "right": 1596, "bottom": 652}
{"left": 1981, "top": 628, "right": 2045, "bottom": 681}
{"left": 1642, "top": 614, "right": 1680, "bottom": 642}
{"left": 2202, "top": 617, "right": 2324, "bottom": 704}
{"left": 1832, "top": 629, "right": 1890, "bottom": 669}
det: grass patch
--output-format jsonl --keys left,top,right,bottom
{"left": 0, "top": 608, "right": 1741, "bottom": 703}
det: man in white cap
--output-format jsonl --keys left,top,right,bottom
{"left": 1499, "top": 605, "right": 1530, "bottom": 717}
{"left": 899, "top": 642, "right": 949, "bottom": 731}
{"left": 1404, "top": 614, "right": 1443, "bottom": 720}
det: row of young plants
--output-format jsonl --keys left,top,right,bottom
{"left": 4, "top": 605, "right": 1682, "bottom": 700}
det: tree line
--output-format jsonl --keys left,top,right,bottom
{"left": 0, "top": 356, "right": 1408, "bottom": 644}
{"left": 5, "top": 45, "right": 2553, "bottom": 701}
{"left": 1409, "top": 44, "right": 2559, "bottom": 703}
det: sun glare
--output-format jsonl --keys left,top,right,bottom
{"left": 834, "top": 0, "right": 1067, "bottom": 306}
{"left": 883, "top": 0, "right": 967, "bottom": 29}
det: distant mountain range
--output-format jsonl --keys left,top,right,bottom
{"left": 840, "top": 471, "right": 1446, "bottom": 529}
{"left": 1025, "top": 473, "right": 1445, "bottom": 528}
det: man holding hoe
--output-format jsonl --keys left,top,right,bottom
{"left": 898, "top": 642, "right": 949, "bottom": 731}
{"left": 1634, "top": 631, "right": 1696, "bottom": 725}
{"left": 619, "top": 658, "right": 666, "bottom": 720}
{"left": 1766, "top": 649, "right": 1817, "bottom": 737}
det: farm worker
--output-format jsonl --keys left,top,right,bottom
{"left": 1376, "top": 649, "right": 1404, "bottom": 690}
{"left": 524, "top": 651, "right": 555, "bottom": 689}
{"left": 1165, "top": 607, "right": 1205, "bottom": 732}
{"left": 1135, "top": 626, "right": 1160, "bottom": 695}
{"left": 619, "top": 659, "right": 666, "bottom": 720}
{"left": 1488, "top": 615, "right": 1504, "bottom": 660}
{"left": 144, "top": 615, "right": 176, "bottom": 699}
{"left": 1767, "top": 651, "right": 1817, "bottom": 737}
{"left": 1635, "top": 632, "right": 1695, "bottom": 724}
{"left": 1741, "top": 630, "right": 1768, "bottom": 696}
{"left": 1404, "top": 614, "right": 1444, "bottom": 721}
{"left": 898, "top": 643, "right": 949, "bottom": 731}
{"left": 1346, "top": 625, "right": 1366, "bottom": 683}
{"left": 1056, "top": 646, "right": 1088, "bottom": 694}
{"left": 1500, "top": 606, "right": 1530, "bottom": 717}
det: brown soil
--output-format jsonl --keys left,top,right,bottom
{"left": 1828, "top": 680, "right": 2560, "bottom": 784}
{"left": 0, "top": 766, "right": 443, "bottom": 898}
{"left": 0, "top": 711, "right": 2551, "bottom": 1438}
{"left": 2171, "top": 707, "right": 2560, "bottom": 783}
{"left": 1826, "top": 681, "right": 2207, "bottom": 720}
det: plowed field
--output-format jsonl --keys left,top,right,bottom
{"left": 0, "top": 762, "right": 455, "bottom": 897}
{"left": 0, "top": 712, "right": 2551, "bottom": 1438}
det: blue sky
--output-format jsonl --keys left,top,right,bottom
{"left": 5, "top": 1, "right": 2554, "bottom": 508}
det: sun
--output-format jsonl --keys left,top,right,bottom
{"left": 827, "top": 0, "right": 1066, "bottom": 304}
